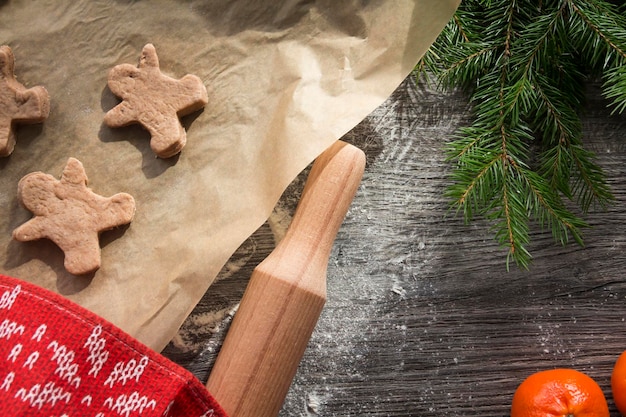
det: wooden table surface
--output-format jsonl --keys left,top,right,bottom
{"left": 162, "top": 76, "right": 626, "bottom": 416}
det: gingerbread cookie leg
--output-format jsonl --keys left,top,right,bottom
{"left": 104, "top": 43, "right": 208, "bottom": 158}
{"left": 144, "top": 116, "right": 187, "bottom": 158}
{"left": 13, "top": 158, "right": 136, "bottom": 275}
{"left": 0, "top": 45, "right": 50, "bottom": 157}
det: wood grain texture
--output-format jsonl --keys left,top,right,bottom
{"left": 163, "top": 76, "right": 626, "bottom": 416}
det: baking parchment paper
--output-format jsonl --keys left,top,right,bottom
{"left": 0, "top": 0, "right": 459, "bottom": 351}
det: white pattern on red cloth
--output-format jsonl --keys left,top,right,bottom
{"left": 0, "top": 274, "right": 228, "bottom": 416}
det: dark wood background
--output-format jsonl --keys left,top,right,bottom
{"left": 163, "top": 75, "right": 626, "bottom": 416}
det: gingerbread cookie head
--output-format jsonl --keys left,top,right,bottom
{"left": 0, "top": 45, "right": 50, "bottom": 157}
{"left": 104, "top": 43, "right": 208, "bottom": 158}
{"left": 13, "top": 157, "right": 136, "bottom": 275}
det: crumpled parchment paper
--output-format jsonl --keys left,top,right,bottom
{"left": 0, "top": 0, "right": 459, "bottom": 351}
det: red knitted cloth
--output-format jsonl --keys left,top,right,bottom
{"left": 0, "top": 274, "right": 228, "bottom": 417}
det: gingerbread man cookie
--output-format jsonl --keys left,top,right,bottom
{"left": 104, "top": 43, "right": 208, "bottom": 158}
{"left": 13, "top": 157, "right": 136, "bottom": 275}
{"left": 0, "top": 45, "right": 50, "bottom": 157}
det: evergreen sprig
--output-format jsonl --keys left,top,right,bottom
{"left": 417, "top": 0, "right": 626, "bottom": 269}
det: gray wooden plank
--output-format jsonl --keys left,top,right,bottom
{"left": 164, "top": 76, "right": 626, "bottom": 416}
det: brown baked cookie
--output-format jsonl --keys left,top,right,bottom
{"left": 13, "top": 157, "right": 136, "bottom": 275}
{"left": 0, "top": 45, "right": 50, "bottom": 157}
{"left": 104, "top": 43, "right": 208, "bottom": 158}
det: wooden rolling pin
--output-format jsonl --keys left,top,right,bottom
{"left": 206, "top": 140, "right": 366, "bottom": 417}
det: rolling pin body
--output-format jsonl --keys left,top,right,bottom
{"left": 206, "top": 141, "right": 366, "bottom": 417}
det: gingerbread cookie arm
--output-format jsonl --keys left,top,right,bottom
{"left": 12, "top": 86, "right": 50, "bottom": 123}
{"left": 103, "top": 101, "right": 137, "bottom": 128}
{"left": 177, "top": 74, "right": 209, "bottom": 116}
{"left": 96, "top": 192, "right": 136, "bottom": 231}
{"left": 12, "top": 216, "right": 49, "bottom": 242}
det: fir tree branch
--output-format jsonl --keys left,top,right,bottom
{"left": 416, "top": 0, "right": 624, "bottom": 268}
